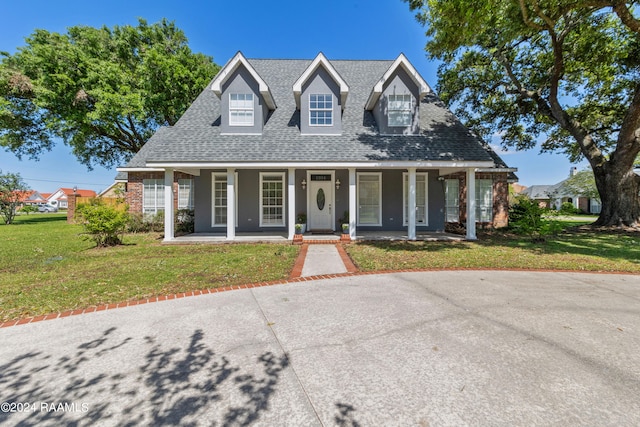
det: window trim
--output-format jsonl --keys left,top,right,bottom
{"left": 357, "top": 172, "right": 382, "bottom": 227}
{"left": 229, "top": 93, "right": 255, "bottom": 127}
{"left": 309, "top": 93, "right": 333, "bottom": 127}
{"left": 178, "top": 178, "right": 194, "bottom": 210}
{"left": 259, "top": 172, "right": 286, "bottom": 227}
{"left": 143, "top": 178, "right": 164, "bottom": 216}
{"left": 211, "top": 173, "right": 238, "bottom": 227}
{"left": 388, "top": 93, "right": 413, "bottom": 127}
{"left": 402, "top": 172, "right": 428, "bottom": 226}
{"left": 475, "top": 179, "right": 493, "bottom": 223}
{"left": 444, "top": 179, "right": 460, "bottom": 223}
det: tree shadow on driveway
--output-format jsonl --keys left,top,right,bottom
{"left": 0, "top": 327, "right": 290, "bottom": 426}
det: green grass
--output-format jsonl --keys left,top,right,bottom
{"left": 346, "top": 226, "right": 640, "bottom": 273}
{"left": 0, "top": 214, "right": 299, "bottom": 322}
{"left": 3, "top": 213, "right": 638, "bottom": 322}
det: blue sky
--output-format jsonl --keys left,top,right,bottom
{"left": 0, "top": 0, "right": 586, "bottom": 193}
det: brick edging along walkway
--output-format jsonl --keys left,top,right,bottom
{"left": 2, "top": 263, "right": 638, "bottom": 328}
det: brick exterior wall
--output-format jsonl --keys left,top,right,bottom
{"left": 126, "top": 171, "right": 194, "bottom": 213}
{"left": 442, "top": 171, "right": 510, "bottom": 228}
{"left": 66, "top": 193, "right": 77, "bottom": 224}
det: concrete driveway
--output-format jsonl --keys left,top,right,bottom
{"left": 1, "top": 271, "right": 639, "bottom": 426}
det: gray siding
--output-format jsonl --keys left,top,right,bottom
{"left": 194, "top": 169, "right": 289, "bottom": 233}
{"left": 356, "top": 170, "right": 445, "bottom": 232}
{"left": 193, "top": 168, "right": 446, "bottom": 233}
{"left": 194, "top": 171, "right": 213, "bottom": 232}
{"left": 220, "top": 66, "right": 264, "bottom": 134}
{"left": 300, "top": 68, "right": 342, "bottom": 135}
{"left": 373, "top": 69, "right": 420, "bottom": 135}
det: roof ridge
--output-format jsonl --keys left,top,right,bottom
{"left": 247, "top": 57, "right": 395, "bottom": 62}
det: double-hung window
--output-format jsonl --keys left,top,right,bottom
{"left": 178, "top": 179, "right": 194, "bottom": 210}
{"left": 475, "top": 179, "right": 493, "bottom": 223}
{"left": 388, "top": 94, "right": 412, "bottom": 127}
{"left": 403, "top": 173, "right": 428, "bottom": 225}
{"left": 444, "top": 179, "right": 460, "bottom": 222}
{"left": 357, "top": 173, "right": 382, "bottom": 226}
{"left": 143, "top": 179, "right": 164, "bottom": 216}
{"left": 229, "top": 93, "right": 254, "bottom": 126}
{"left": 260, "top": 173, "right": 285, "bottom": 226}
{"left": 309, "top": 94, "right": 333, "bottom": 126}
{"left": 211, "top": 173, "right": 238, "bottom": 227}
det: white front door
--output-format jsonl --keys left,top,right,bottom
{"left": 308, "top": 176, "right": 333, "bottom": 231}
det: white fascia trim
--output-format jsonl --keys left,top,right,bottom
{"left": 117, "top": 167, "right": 165, "bottom": 172}
{"left": 293, "top": 52, "right": 349, "bottom": 109}
{"left": 476, "top": 167, "right": 518, "bottom": 173}
{"left": 146, "top": 161, "right": 494, "bottom": 169}
{"left": 365, "top": 53, "right": 432, "bottom": 111}
{"left": 211, "top": 51, "right": 276, "bottom": 110}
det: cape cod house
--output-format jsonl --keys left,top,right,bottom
{"left": 118, "top": 52, "right": 516, "bottom": 241}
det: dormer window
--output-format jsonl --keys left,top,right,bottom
{"left": 309, "top": 94, "right": 333, "bottom": 126}
{"left": 388, "top": 94, "right": 412, "bottom": 127}
{"left": 229, "top": 93, "right": 254, "bottom": 126}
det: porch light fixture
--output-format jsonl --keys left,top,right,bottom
{"left": 335, "top": 179, "right": 341, "bottom": 190}
{"left": 73, "top": 186, "right": 77, "bottom": 194}
{"left": 301, "top": 178, "right": 307, "bottom": 190}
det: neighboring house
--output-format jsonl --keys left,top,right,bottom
{"left": 98, "top": 173, "right": 128, "bottom": 198}
{"left": 519, "top": 185, "right": 555, "bottom": 209}
{"left": 14, "top": 190, "right": 48, "bottom": 207}
{"left": 48, "top": 188, "right": 97, "bottom": 208}
{"left": 519, "top": 168, "right": 602, "bottom": 214}
{"left": 118, "top": 52, "right": 517, "bottom": 241}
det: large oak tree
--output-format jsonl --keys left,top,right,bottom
{"left": 0, "top": 19, "right": 219, "bottom": 169}
{"left": 407, "top": 0, "right": 640, "bottom": 227}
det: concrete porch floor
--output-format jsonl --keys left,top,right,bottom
{"left": 167, "top": 231, "right": 465, "bottom": 244}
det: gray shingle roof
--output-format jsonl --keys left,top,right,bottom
{"left": 520, "top": 185, "right": 555, "bottom": 199}
{"left": 124, "top": 58, "right": 511, "bottom": 167}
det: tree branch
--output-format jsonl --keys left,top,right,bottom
{"left": 613, "top": 2, "right": 640, "bottom": 34}
{"left": 517, "top": 0, "right": 546, "bottom": 30}
{"left": 126, "top": 114, "right": 145, "bottom": 145}
{"left": 90, "top": 124, "right": 139, "bottom": 153}
{"left": 614, "top": 83, "right": 640, "bottom": 164}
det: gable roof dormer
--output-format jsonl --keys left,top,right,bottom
{"left": 293, "top": 52, "right": 349, "bottom": 110}
{"left": 211, "top": 51, "right": 276, "bottom": 110}
{"left": 364, "top": 53, "right": 431, "bottom": 111}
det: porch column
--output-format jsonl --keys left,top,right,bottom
{"left": 408, "top": 167, "right": 417, "bottom": 240}
{"left": 349, "top": 168, "right": 356, "bottom": 240}
{"left": 226, "top": 168, "right": 236, "bottom": 241}
{"left": 163, "top": 168, "right": 175, "bottom": 242}
{"left": 288, "top": 168, "right": 296, "bottom": 240}
{"left": 466, "top": 168, "right": 477, "bottom": 240}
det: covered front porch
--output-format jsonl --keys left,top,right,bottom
{"left": 158, "top": 164, "right": 485, "bottom": 243}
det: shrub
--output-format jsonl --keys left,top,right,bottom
{"left": 127, "top": 210, "right": 193, "bottom": 234}
{"left": 559, "top": 202, "right": 581, "bottom": 215}
{"left": 176, "top": 209, "right": 194, "bottom": 234}
{"left": 20, "top": 205, "right": 38, "bottom": 215}
{"left": 127, "top": 211, "right": 164, "bottom": 233}
{"left": 76, "top": 200, "right": 129, "bottom": 247}
{"left": 509, "top": 195, "right": 561, "bottom": 242}
{"left": 126, "top": 212, "right": 152, "bottom": 233}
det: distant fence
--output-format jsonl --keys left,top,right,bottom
{"left": 67, "top": 195, "right": 127, "bottom": 223}
{"left": 76, "top": 196, "right": 125, "bottom": 208}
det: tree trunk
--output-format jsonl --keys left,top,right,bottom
{"left": 592, "top": 163, "right": 640, "bottom": 227}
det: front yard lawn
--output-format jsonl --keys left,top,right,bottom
{"left": 2, "top": 214, "right": 638, "bottom": 323}
{"left": 346, "top": 228, "right": 640, "bottom": 273}
{"left": 0, "top": 214, "right": 299, "bottom": 322}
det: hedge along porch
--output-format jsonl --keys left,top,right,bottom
{"left": 118, "top": 53, "right": 516, "bottom": 242}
